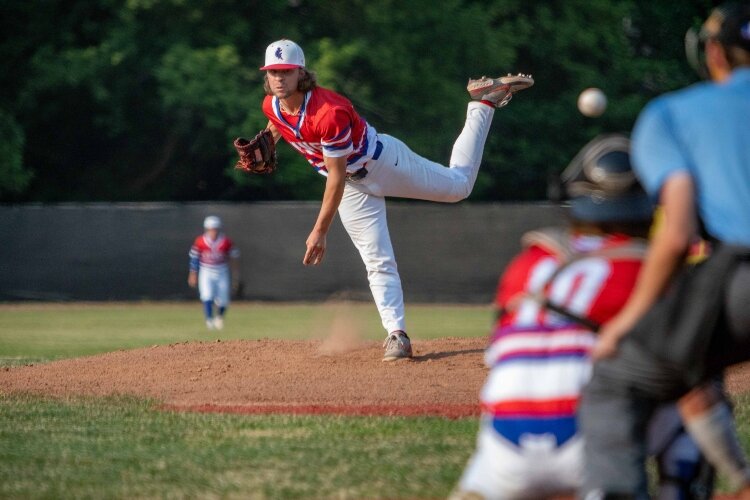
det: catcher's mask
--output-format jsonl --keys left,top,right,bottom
{"left": 548, "top": 134, "right": 653, "bottom": 223}
{"left": 685, "top": 3, "right": 750, "bottom": 79}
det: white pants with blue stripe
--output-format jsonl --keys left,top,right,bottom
{"left": 454, "top": 418, "right": 585, "bottom": 500}
{"left": 338, "top": 102, "right": 495, "bottom": 334}
{"left": 454, "top": 407, "right": 702, "bottom": 500}
{"left": 198, "top": 266, "right": 230, "bottom": 307}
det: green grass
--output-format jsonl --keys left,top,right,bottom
{"left": 2, "top": 302, "right": 750, "bottom": 498}
{"left": 0, "top": 301, "right": 492, "bottom": 366}
{"left": 0, "top": 394, "right": 478, "bottom": 499}
{"left": 0, "top": 302, "right": 490, "bottom": 498}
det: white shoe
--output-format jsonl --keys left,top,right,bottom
{"left": 213, "top": 317, "right": 224, "bottom": 330}
{"left": 206, "top": 319, "right": 215, "bottom": 330}
{"left": 382, "top": 331, "right": 413, "bottom": 361}
{"left": 467, "top": 73, "right": 534, "bottom": 108}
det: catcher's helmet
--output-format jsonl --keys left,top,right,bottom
{"left": 203, "top": 216, "right": 222, "bottom": 230}
{"left": 550, "top": 134, "right": 653, "bottom": 223}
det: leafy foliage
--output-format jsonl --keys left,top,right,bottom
{"left": 0, "top": 0, "right": 711, "bottom": 201}
{"left": 0, "top": 109, "right": 31, "bottom": 196}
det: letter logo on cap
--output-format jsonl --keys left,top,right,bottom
{"left": 275, "top": 47, "right": 283, "bottom": 59}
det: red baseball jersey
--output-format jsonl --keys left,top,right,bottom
{"left": 263, "top": 87, "right": 379, "bottom": 175}
{"left": 189, "top": 234, "right": 238, "bottom": 271}
{"left": 495, "top": 231, "right": 644, "bottom": 333}
{"left": 482, "top": 229, "right": 646, "bottom": 447}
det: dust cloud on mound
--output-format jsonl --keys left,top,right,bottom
{"left": 311, "top": 301, "right": 370, "bottom": 356}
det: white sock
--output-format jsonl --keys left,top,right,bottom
{"left": 684, "top": 402, "right": 750, "bottom": 489}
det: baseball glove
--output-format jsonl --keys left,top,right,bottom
{"left": 233, "top": 129, "right": 277, "bottom": 174}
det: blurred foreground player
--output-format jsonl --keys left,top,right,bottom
{"left": 580, "top": 4, "right": 750, "bottom": 498}
{"left": 450, "top": 135, "right": 712, "bottom": 500}
{"left": 188, "top": 216, "right": 240, "bottom": 330}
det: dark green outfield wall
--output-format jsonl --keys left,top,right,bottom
{"left": 0, "top": 202, "right": 563, "bottom": 303}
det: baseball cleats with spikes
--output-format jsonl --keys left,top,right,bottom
{"left": 467, "top": 73, "right": 534, "bottom": 108}
{"left": 383, "top": 331, "right": 413, "bottom": 361}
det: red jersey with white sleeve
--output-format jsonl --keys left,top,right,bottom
{"left": 262, "top": 87, "right": 379, "bottom": 176}
{"left": 481, "top": 228, "right": 646, "bottom": 447}
{"left": 189, "top": 234, "right": 239, "bottom": 272}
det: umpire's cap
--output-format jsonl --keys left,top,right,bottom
{"left": 549, "top": 134, "right": 653, "bottom": 223}
{"left": 686, "top": 3, "right": 750, "bottom": 78}
{"left": 706, "top": 3, "right": 750, "bottom": 52}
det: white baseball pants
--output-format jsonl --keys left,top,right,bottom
{"left": 453, "top": 421, "right": 585, "bottom": 500}
{"left": 198, "top": 267, "right": 231, "bottom": 307}
{"left": 338, "top": 102, "right": 495, "bottom": 333}
{"left": 453, "top": 405, "right": 700, "bottom": 500}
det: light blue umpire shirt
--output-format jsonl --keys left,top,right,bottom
{"left": 632, "top": 67, "right": 750, "bottom": 246}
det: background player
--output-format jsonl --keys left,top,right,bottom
{"left": 257, "top": 39, "right": 533, "bottom": 360}
{"left": 450, "top": 135, "right": 712, "bottom": 500}
{"left": 188, "top": 216, "right": 240, "bottom": 330}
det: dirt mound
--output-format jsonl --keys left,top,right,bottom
{"left": 2, "top": 337, "right": 749, "bottom": 418}
{"left": 0, "top": 337, "right": 488, "bottom": 418}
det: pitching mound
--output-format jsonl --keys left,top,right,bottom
{"left": 3, "top": 337, "right": 749, "bottom": 419}
{"left": 0, "top": 337, "right": 487, "bottom": 418}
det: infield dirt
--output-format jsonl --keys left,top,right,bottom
{"left": 2, "top": 337, "right": 749, "bottom": 418}
{"left": 0, "top": 337, "right": 486, "bottom": 417}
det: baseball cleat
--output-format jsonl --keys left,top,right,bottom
{"left": 382, "top": 331, "right": 413, "bottom": 361}
{"left": 467, "top": 73, "right": 534, "bottom": 108}
{"left": 205, "top": 319, "right": 215, "bottom": 330}
{"left": 213, "top": 316, "right": 224, "bottom": 330}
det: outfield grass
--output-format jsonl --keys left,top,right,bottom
{"left": 0, "top": 394, "right": 478, "bottom": 499}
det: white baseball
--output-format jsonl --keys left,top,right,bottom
{"left": 577, "top": 88, "right": 607, "bottom": 117}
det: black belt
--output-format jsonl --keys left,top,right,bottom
{"left": 346, "top": 140, "right": 383, "bottom": 182}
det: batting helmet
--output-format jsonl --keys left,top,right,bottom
{"left": 550, "top": 134, "right": 653, "bottom": 223}
{"left": 203, "top": 216, "right": 222, "bottom": 230}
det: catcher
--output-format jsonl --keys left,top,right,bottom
{"left": 235, "top": 38, "right": 533, "bottom": 361}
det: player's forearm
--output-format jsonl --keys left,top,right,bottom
{"left": 620, "top": 229, "right": 687, "bottom": 322}
{"left": 611, "top": 174, "right": 696, "bottom": 334}
{"left": 314, "top": 180, "right": 344, "bottom": 234}
{"left": 314, "top": 159, "right": 346, "bottom": 234}
{"left": 266, "top": 121, "right": 281, "bottom": 143}
{"left": 189, "top": 256, "right": 199, "bottom": 272}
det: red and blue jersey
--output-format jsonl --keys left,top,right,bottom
{"left": 262, "top": 87, "right": 379, "bottom": 176}
{"left": 189, "top": 234, "right": 239, "bottom": 272}
{"left": 482, "top": 229, "right": 645, "bottom": 447}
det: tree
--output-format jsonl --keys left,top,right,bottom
{"left": 0, "top": 0, "right": 714, "bottom": 202}
{"left": 0, "top": 109, "right": 32, "bottom": 196}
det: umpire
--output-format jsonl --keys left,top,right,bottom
{"left": 580, "top": 4, "right": 750, "bottom": 499}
